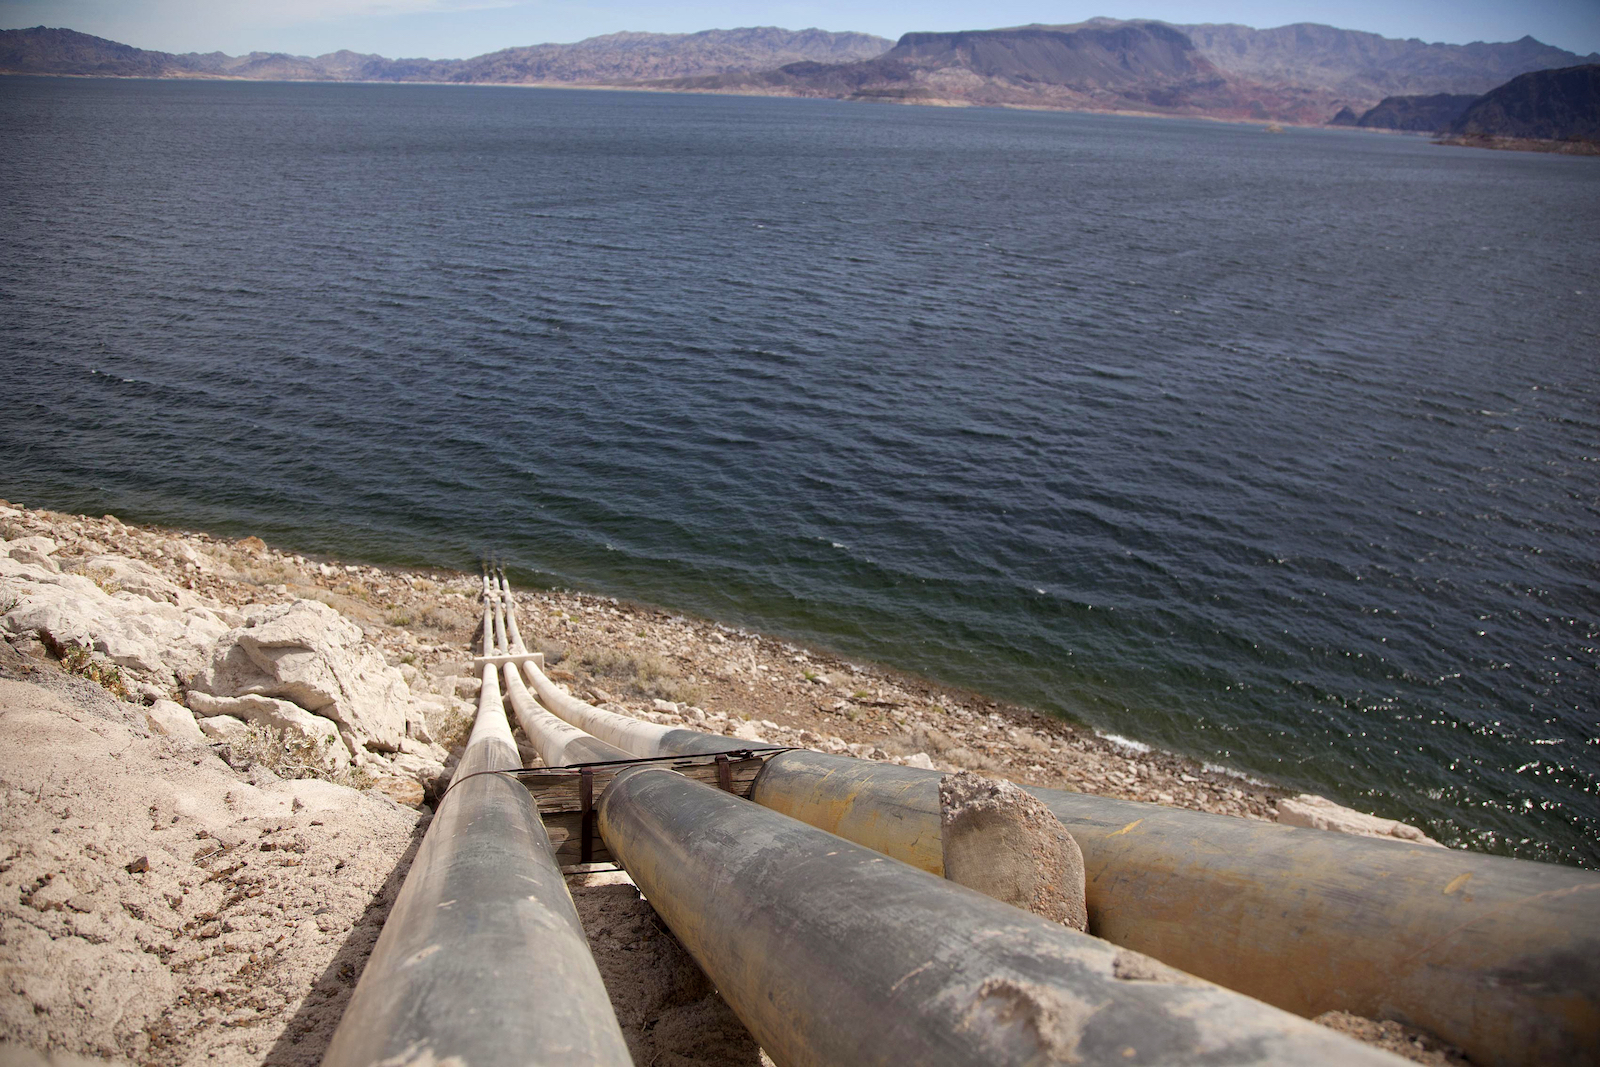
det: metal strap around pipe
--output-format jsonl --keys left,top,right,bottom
{"left": 748, "top": 749, "right": 1600, "bottom": 1067}
{"left": 598, "top": 767, "right": 1406, "bottom": 1067}
{"left": 323, "top": 576, "right": 632, "bottom": 1067}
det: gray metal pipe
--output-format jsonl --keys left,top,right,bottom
{"left": 750, "top": 750, "right": 1600, "bottom": 1067}
{"left": 598, "top": 767, "right": 1404, "bottom": 1067}
{"left": 323, "top": 578, "right": 632, "bottom": 1067}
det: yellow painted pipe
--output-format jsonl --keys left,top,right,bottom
{"left": 600, "top": 767, "right": 1408, "bottom": 1067}
{"left": 750, "top": 750, "right": 1600, "bottom": 1067}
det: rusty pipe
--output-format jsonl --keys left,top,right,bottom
{"left": 748, "top": 749, "right": 1600, "bottom": 1067}
{"left": 598, "top": 767, "right": 1404, "bottom": 1066}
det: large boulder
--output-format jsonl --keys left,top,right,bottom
{"left": 6, "top": 536, "right": 61, "bottom": 572}
{"left": 185, "top": 692, "right": 349, "bottom": 771}
{"left": 190, "top": 599, "right": 409, "bottom": 753}
{"left": 0, "top": 553, "right": 230, "bottom": 683}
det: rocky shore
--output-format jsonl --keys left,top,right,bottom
{"left": 0, "top": 500, "right": 1457, "bottom": 1066}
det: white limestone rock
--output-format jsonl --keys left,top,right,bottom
{"left": 82, "top": 554, "right": 185, "bottom": 604}
{"left": 145, "top": 698, "right": 205, "bottom": 744}
{"left": 198, "top": 714, "right": 251, "bottom": 744}
{"left": 190, "top": 599, "right": 409, "bottom": 753}
{"left": 1276, "top": 794, "right": 1444, "bottom": 847}
{"left": 0, "top": 560, "right": 228, "bottom": 682}
{"left": 186, "top": 691, "right": 350, "bottom": 770}
{"left": 6, "top": 536, "right": 60, "bottom": 572}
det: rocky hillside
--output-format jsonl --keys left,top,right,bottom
{"left": 1177, "top": 22, "right": 1596, "bottom": 101}
{"left": 663, "top": 21, "right": 1285, "bottom": 118}
{"left": 441, "top": 27, "right": 890, "bottom": 83}
{"left": 0, "top": 26, "right": 182, "bottom": 77}
{"left": 0, "top": 25, "right": 891, "bottom": 84}
{"left": 1449, "top": 63, "right": 1600, "bottom": 141}
{"left": 1330, "top": 92, "right": 1480, "bottom": 131}
{"left": 5, "top": 20, "right": 1594, "bottom": 125}
{"left": 658, "top": 19, "right": 1599, "bottom": 123}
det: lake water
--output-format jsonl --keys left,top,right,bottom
{"left": 2, "top": 76, "right": 1596, "bottom": 865}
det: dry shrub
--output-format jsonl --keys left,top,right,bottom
{"left": 54, "top": 643, "right": 130, "bottom": 700}
{"left": 580, "top": 648, "right": 701, "bottom": 705}
{"left": 228, "top": 721, "right": 372, "bottom": 789}
{"left": 431, "top": 704, "right": 475, "bottom": 755}
{"left": 417, "top": 602, "right": 473, "bottom": 635}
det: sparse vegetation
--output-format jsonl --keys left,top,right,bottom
{"left": 55, "top": 643, "right": 130, "bottom": 699}
{"left": 431, "top": 703, "right": 475, "bottom": 754}
{"left": 417, "top": 602, "right": 472, "bottom": 633}
{"left": 580, "top": 647, "right": 702, "bottom": 705}
{"left": 228, "top": 721, "right": 372, "bottom": 789}
{"left": 78, "top": 566, "right": 122, "bottom": 595}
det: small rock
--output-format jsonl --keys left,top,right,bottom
{"left": 146, "top": 698, "right": 205, "bottom": 743}
{"left": 198, "top": 714, "right": 252, "bottom": 745}
{"left": 369, "top": 775, "right": 426, "bottom": 809}
{"left": 29, "top": 874, "right": 78, "bottom": 912}
{"left": 126, "top": 856, "right": 151, "bottom": 874}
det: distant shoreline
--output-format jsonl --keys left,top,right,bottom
{"left": 9, "top": 69, "right": 1592, "bottom": 153}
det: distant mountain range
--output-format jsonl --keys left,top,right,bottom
{"left": 662, "top": 20, "right": 1596, "bottom": 124}
{"left": 0, "top": 26, "right": 892, "bottom": 83}
{"left": 2, "top": 20, "right": 1595, "bottom": 131}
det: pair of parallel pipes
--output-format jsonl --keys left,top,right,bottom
{"left": 328, "top": 575, "right": 1598, "bottom": 1066}
{"left": 483, "top": 578, "right": 1402, "bottom": 1065}
{"left": 507, "top": 596, "right": 1600, "bottom": 1067}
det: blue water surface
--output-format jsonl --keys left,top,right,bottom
{"left": 2, "top": 76, "right": 1597, "bottom": 864}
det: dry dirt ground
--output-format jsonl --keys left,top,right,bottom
{"left": 0, "top": 648, "right": 423, "bottom": 1067}
{"left": 0, "top": 503, "right": 1464, "bottom": 1066}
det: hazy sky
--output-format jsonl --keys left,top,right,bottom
{"left": 4, "top": 0, "right": 1597, "bottom": 60}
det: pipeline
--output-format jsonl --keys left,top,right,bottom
{"left": 322, "top": 575, "right": 632, "bottom": 1067}
{"left": 511, "top": 612, "right": 770, "bottom": 758}
{"left": 748, "top": 750, "right": 1600, "bottom": 1067}
{"left": 598, "top": 766, "right": 1404, "bottom": 1066}
{"left": 492, "top": 572, "right": 634, "bottom": 767}
{"left": 500, "top": 584, "right": 1598, "bottom": 1062}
